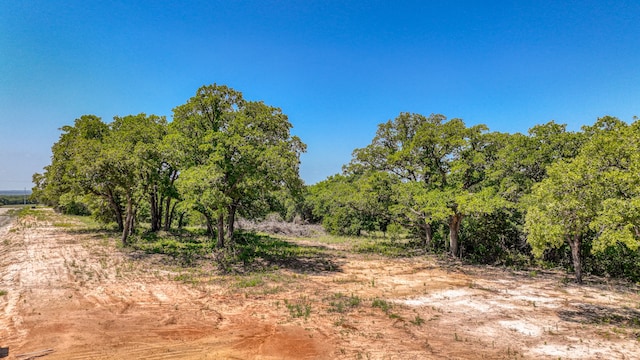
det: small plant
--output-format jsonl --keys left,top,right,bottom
{"left": 0, "top": 290, "right": 7, "bottom": 296}
{"left": 235, "top": 275, "right": 265, "bottom": 288}
{"left": 372, "top": 298, "right": 392, "bottom": 314}
{"left": 285, "top": 297, "right": 312, "bottom": 319}
{"left": 327, "top": 292, "right": 361, "bottom": 313}
{"left": 410, "top": 315, "right": 425, "bottom": 326}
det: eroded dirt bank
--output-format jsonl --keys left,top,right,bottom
{"left": 1, "top": 209, "right": 639, "bottom": 359}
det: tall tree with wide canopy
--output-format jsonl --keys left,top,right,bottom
{"left": 171, "top": 84, "right": 305, "bottom": 247}
{"left": 525, "top": 116, "right": 640, "bottom": 283}
{"left": 349, "top": 113, "right": 506, "bottom": 256}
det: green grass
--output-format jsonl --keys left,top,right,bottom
{"left": 0, "top": 290, "right": 7, "bottom": 296}
{"left": 285, "top": 297, "right": 312, "bottom": 319}
{"left": 410, "top": 315, "right": 425, "bottom": 326}
{"left": 310, "top": 234, "right": 425, "bottom": 258}
{"left": 235, "top": 274, "right": 265, "bottom": 288}
{"left": 372, "top": 298, "right": 393, "bottom": 313}
{"left": 326, "top": 292, "right": 361, "bottom": 313}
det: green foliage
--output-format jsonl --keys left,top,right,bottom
{"left": 371, "top": 298, "right": 393, "bottom": 314}
{"left": 306, "top": 173, "right": 394, "bottom": 236}
{"left": 326, "top": 292, "right": 361, "bottom": 313}
{"left": 460, "top": 209, "right": 529, "bottom": 266}
{"left": 525, "top": 116, "right": 640, "bottom": 282}
{"left": 284, "top": 297, "right": 312, "bottom": 319}
{"left": 0, "top": 194, "right": 35, "bottom": 206}
{"left": 171, "top": 84, "right": 306, "bottom": 246}
{"left": 345, "top": 113, "right": 508, "bottom": 256}
{"left": 410, "top": 315, "right": 425, "bottom": 326}
{"left": 33, "top": 84, "right": 305, "bottom": 248}
{"left": 130, "top": 232, "right": 212, "bottom": 265}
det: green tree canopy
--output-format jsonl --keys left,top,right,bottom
{"left": 171, "top": 84, "right": 306, "bottom": 247}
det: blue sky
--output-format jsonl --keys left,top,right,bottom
{"left": 1, "top": 0, "right": 639, "bottom": 189}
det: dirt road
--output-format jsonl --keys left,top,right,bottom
{"left": 0, "top": 208, "right": 13, "bottom": 231}
{"left": 1, "top": 209, "right": 640, "bottom": 359}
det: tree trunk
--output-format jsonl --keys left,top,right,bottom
{"left": 106, "top": 188, "right": 124, "bottom": 232}
{"left": 163, "top": 198, "right": 172, "bottom": 231}
{"left": 204, "top": 215, "right": 214, "bottom": 236}
{"left": 164, "top": 200, "right": 177, "bottom": 231}
{"left": 449, "top": 213, "right": 463, "bottom": 257}
{"left": 178, "top": 211, "right": 185, "bottom": 229}
{"left": 226, "top": 203, "right": 237, "bottom": 243}
{"left": 150, "top": 188, "right": 160, "bottom": 232}
{"left": 419, "top": 221, "right": 433, "bottom": 249}
{"left": 568, "top": 234, "right": 583, "bottom": 284}
{"left": 163, "top": 170, "right": 179, "bottom": 232}
{"left": 216, "top": 213, "right": 225, "bottom": 248}
{"left": 121, "top": 197, "right": 133, "bottom": 245}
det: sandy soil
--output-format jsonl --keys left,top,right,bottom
{"left": 1, "top": 209, "right": 640, "bottom": 359}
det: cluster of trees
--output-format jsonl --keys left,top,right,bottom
{"left": 0, "top": 193, "right": 34, "bottom": 206}
{"left": 306, "top": 113, "right": 640, "bottom": 282}
{"left": 33, "top": 84, "right": 305, "bottom": 246}
{"left": 33, "top": 82, "right": 640, "bottom": 283}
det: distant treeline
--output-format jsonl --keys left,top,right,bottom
{"left": 0, "top": 194, "right": 35, "bottom": 205}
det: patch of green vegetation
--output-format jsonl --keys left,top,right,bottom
{"left": 372, "top": 298, "right": 392, "bottom": 313}
{"left": 221, "top": 232, "right": 339, "bottom": 274}
{"left": 17, "top": 207, "right": 50, "bottom": 220}
{"left": 235, "top": 274, "right": 265, "bottom": 288}
{"left": 326, "top": 292, "right": 361, "bottom": 313}
{"left": 410, "top": 315, "right": 425, "bottom": 326}
{"left": 285, "top": 297, "right": 312, "bottom": 319}
{"left": 352, "top": 238, "right": 424, "bottom": 257}
{"left": 130, "top": 232, "right": 212, "bottom": 266}
{"left": 53, "top": 222, "right": 76, "bottom": 228}
{"left": 0, "top": 290, "right": 7, "bottom": 296}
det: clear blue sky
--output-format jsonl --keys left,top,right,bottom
{"left": 1, "top": 0, "right": 639, "bottom": 189}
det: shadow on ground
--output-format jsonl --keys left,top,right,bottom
{"left": 558, "top": 303, "right": 640, "bottom": 328}
{"left": 121, "top": 230, "right": 344, "bottom": 275}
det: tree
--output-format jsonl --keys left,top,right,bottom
{"left": 32, "top": 114, "right": 170, "bottom": 245}
{"left": 525, "top": 116, "right": 640, "bottom": 283}
{"left": 171, "top": 84, "right": 305, "bottom": 247}
{"left": 489, "top": 121, "right": 584, "bottom": 204}
{"left": 307, "top": 172, "right": 395, "bottom": 236}
{"left": 348, "top": 113, "right": 507, "bottom": 256}
{"left": 104, "top": 113, "right": 168, "bottom": 244}
{"left": 32, "top": 115, "right": 124, "bottom": 225}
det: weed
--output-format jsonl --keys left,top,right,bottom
{"left": 326, "top": 292, "right": 361, "bottom": 313}
{"left": 285, "top": 297, "right": 312, "bottom": 319}
{"left": 410, "top": 315, "right": 425, "bottom": 326}
{"left": 372, "top": 298, "right": 392, "bottom": 314}
{"left": 235, "top": 275, "right": 265, "bottom": 288}
{"left": 0, "top": 290, "right": 7, "bottom": 296}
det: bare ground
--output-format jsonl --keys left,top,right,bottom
{"left": 1, "top": 209, "right": 640, "bottom": 359}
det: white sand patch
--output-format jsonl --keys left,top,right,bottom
{"left": 153, "top": 289, "right": 170, "bottom": 302}
{"left": 497, "top": 320, "right": 542, "bottom": 336}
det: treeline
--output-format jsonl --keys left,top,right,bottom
{"left": 33, "top": 83, "right": 640, "bottom": 283}
{"left": 0, "top": 195, "right": 35, "bottom": 206}
{"left": 32, "top": 84, "right": 305, "bottom": 246}
{"left": 305, "top": 113, "right": 640, "bottom": 283}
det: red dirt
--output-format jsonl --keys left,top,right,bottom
{"left": 1, "top": 208, "right": 640, "bottom": 359}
